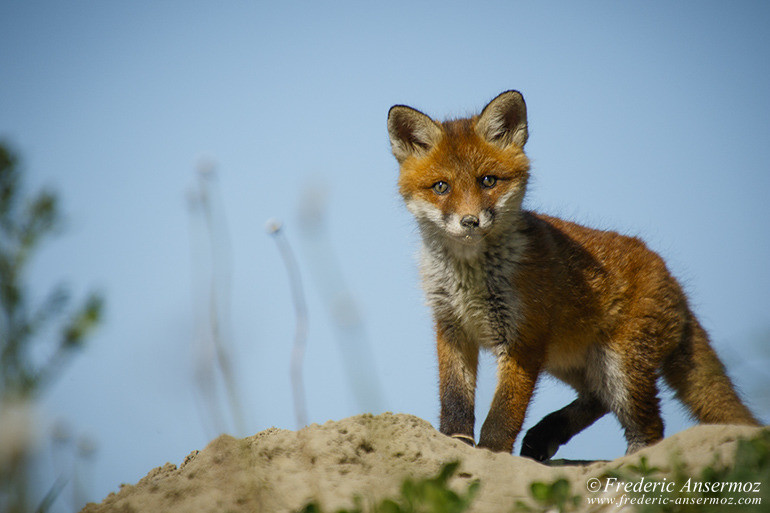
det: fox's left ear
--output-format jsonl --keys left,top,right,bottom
{"left": 476, "top": 90, "right": 528, "bottom": 148}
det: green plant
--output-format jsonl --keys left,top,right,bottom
{"left": 625, "top": 455, "right": 662, "bottom": 478}
{"left": 595, "top": 430, "right": 770, "bottom": 513}
{"left": 514, "top": 477, "right": 581, "bottom": 513}
{"left": 0, "top": 142, "right": 103, "bottom": 401}
{"left": 641, "top": 430, "right": 770, "bottom": 513}
{"left": 0, "top": 142, "right": 104, "bottom": 512}
{"left": 298, "top": 461, "right": 479, "bottom": 513}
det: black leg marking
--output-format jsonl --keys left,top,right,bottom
{"left": 521, "top": 395, "right": 607, "bottom": 461}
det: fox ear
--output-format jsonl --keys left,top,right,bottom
{"left": 387, "top": 105, "right": 443, "bottom": 163}
{"left": 476, "top": 90, "right": 528, "bottom": 148}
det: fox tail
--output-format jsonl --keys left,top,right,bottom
{"left": 661, "top": 312, "right": 760, "bottom": 426}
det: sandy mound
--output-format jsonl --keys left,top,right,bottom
{"left": 81, "top": 413, "right": 765, "bottom": 513}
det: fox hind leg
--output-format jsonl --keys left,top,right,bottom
{"left": 520, "top": 394, "right": 608, "bottom": 461}
{"left": 598, "top": 346, "right": 666, "bottom": 454}
{"left": 614, "top": 371, "right": 665, "bottom": 454}
{"left": 579, "top": 342, "right": 666, "bottom": 455}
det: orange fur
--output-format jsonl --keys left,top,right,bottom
{"left": 388, "top": 91, "right": 760, "bottom": 458}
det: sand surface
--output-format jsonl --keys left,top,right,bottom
{"left": 81, "top": 413, "right": 765, "bottom": 512}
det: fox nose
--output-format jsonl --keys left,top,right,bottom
{"left": 460, "top": 215, "right": 480, "bottom": 228}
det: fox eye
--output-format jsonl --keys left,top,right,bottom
{"left": 432, "top": 181, "right": 450, "bottom": 195}
{"left": 480, "top": 175, "right": 497, "bottom": 188}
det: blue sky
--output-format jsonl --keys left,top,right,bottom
{"left": 2, "top": 1, "right": 769, "bottom": 510}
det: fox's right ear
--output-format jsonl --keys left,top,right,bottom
{"left": 387, "top": 105, "right": 443, "bottom": 164}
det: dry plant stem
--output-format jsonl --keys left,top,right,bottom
{"left": 296, "top": 186, "right": 386, "bottom": 414}
{"left": 190, "top": 167, "right": 246, "bottom": 436}
{"left": 269, "top": 225, "right": 309, "bottom": 429}
{"left": 188, "top": 192, "right": 226, "bottom": 436}
{"left": 202, "top": 188, "right": 246, "bottom": 435}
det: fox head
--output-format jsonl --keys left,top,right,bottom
{"left": 388, "top": 90, "right": 530, "bottom": 253}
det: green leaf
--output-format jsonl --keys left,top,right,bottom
{"left": 376, "top": 498, "right": 402, "bottom": 513}
{"left": 437, "top": 460, "right": 460, "bottom": 484}
{"left": 62, "top": 293, "right": 103, "bottom": 349}
{"left": 550, "top": 478, "right": 570, "bottom": 502}
{"left": 298, "top": 503, "right": 322, "bottom": 513}
{"left": 530, "top": 481, "right": 551, "bottom": 502}
{"left": 0, "top": 142, "right": 19, "bottom": 219}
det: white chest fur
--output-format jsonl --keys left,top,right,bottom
{"left": 419, "top": 240, "right": 523, "bottom": 350}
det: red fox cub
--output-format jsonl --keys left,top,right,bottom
{"left": 387, "top": 90, "right": 760, "bottom": 459}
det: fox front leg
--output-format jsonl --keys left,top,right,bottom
{"left": 478, "top": 346, "right": 542, "bottom": 453}
{"left": 436, "top": 327, "right": 479, "bottom": 445}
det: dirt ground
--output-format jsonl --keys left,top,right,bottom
{"left": 81, "top": 413, "right": 765, "bottom": 513}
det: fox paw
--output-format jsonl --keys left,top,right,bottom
{"left": 520, "top": 428, "right": 560, "bottom": 462}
